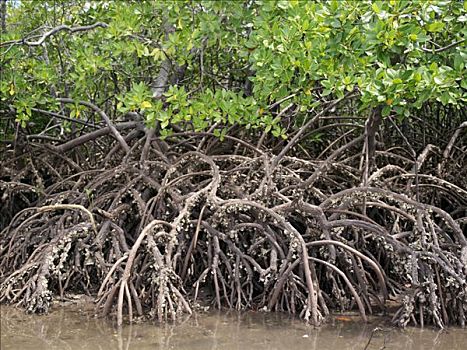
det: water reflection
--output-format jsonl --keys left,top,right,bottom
{"left": 1, "top": 304, "right": 465, "bottom": 350}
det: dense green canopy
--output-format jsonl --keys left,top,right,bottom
{"left": 1, "top": 0, "right": 466, "bottom": 136}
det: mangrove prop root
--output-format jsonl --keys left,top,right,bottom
{"left": 0, "top": 130, "right": 466, "bottom": 328}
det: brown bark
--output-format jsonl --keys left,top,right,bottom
{"left": 361, "top": 106, "right": 382, "bottom": 185}
{"left": 0, "top": 0, "right": 6, "bottom": 34}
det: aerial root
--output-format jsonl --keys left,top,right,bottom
{"left": 1, "top": 134, "right": 466, "bottom": 327}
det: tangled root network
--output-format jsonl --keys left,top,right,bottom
{"left": 1, "top": 131, "right": 466, "bottom": 328}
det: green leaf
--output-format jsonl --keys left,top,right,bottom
{"left": 141, "top": 101, "right": 152, "bottom": 109}
{"left": 427, "top": 21, "right": 444, "bottom": 32}
{"left": 382, "top": 105, "right": 392, "bottom": 116}
{"left": 434, "top": 76, "right": 444, "bottom": 85}
{"left": 454, "top": 54, "right": 464, "bottom": 71}
{"left": 372, "top": 3, "right": 381, "bottom": 14}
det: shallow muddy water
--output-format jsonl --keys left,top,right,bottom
{"left": 1, "top": 304, "right": 466, "bottom": 350}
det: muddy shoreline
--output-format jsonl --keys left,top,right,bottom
{"left": 1, "top": 302, "right": 466, "bottom": 350}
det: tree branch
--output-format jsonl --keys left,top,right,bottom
{"left": 272, "top": 90, "right": 356, "bottom": 168}
{"left": 55, "top": 121, "right": 140, "bottom": 153}
{"left": 421, "top": 39, "right": 465, "bottom": 53}
{"left": 56, "top": 98, "right": 131, "bottom": 154}
{"left": 30, "top": 107, "right": 102, "bottom": 129}
{"left": 1, "top": 22, "right": 108, "bottom": 47}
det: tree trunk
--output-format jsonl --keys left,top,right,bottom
{"left": 361, "top": 106, "right": 382, "bottom": 185}
{"left": 1, "top": 0, "right": 7, "bottom": 34}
